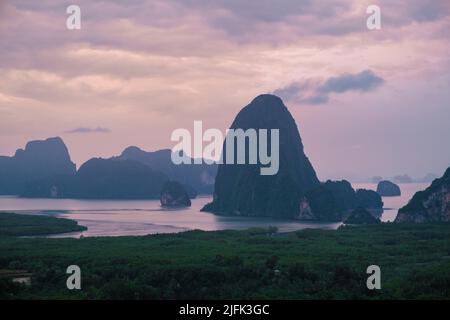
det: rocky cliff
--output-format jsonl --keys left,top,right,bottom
{"left": 202, "top": 94, "right": 320, "bottom": 218}
{"left": 298, "top": 180, "right": 383, "bottom": 221}
{"left": 395, "top": 167, "right": 450, "bottom": 223}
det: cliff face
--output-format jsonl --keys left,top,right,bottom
{"left": 298, "top": 180, "right": 383, "bottom": 222}
{"left": 396, "top": 167, "right": 450, "bottom": 223}
{"left": 202, "top": 94, "right": 320, "bottom": 218}
{"left": 0, "top": 137, "right": 76, "bottom": 195}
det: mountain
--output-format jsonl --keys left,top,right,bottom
{"left": 11, "top": 137, "right": 208, "bottom": 200}
{"left": 417, "top": 173, "right": 438, "bottom": 183}
{"left": 377, "top": 180, "right": 401, "bottom": 196}
{"left": 355, "top": 189, "right": 383, "bottom": 209}
{"left": 393, "top": 174, "right": 413, "bottom": 184}
{"left": 202, "top": 94, "right": 320, "bottom": 218}
{"left": 113, "top": 147, "right": 216, "bottom": 194}
{"left": 0, "top": 137, "right": 76, "bottom": 195}
{"left": 395, "top": 167, "right": 450, "bottom": 223}
{"left": 22, "top": 158, "right": 168, "bottom": 199}
{"left": 298, "top": 180, "right": 383, "bottom": 221}
{"left": 73, "top": 158, "right": 168, "bottom": 199}
{"left": 371, "top": 176, "right": 383, "bottom": 184}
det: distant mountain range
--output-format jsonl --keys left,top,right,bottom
{"left": 370, "top": 173, "right": 439, "bottom": 184}
{"left": 0, "top": 137, "right": 215, "bottom": 199}
{"left": 112, "top": 146, "right": 216, "bottom": 194}
{"left": 0, "top": 137, "right": 76, "bottom": 195}
{"left": 22, "top": 158, "right": 168, "bottom": 199}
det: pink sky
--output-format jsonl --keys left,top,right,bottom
{"left": 0, "top": 0, "right": 449, "bottom": 181}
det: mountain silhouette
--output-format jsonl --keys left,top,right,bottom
{"left": 202, "top": 94, "right": 319, "bottom": 218}
{"left": 301, "top": 180, "right": 383, "bottom": 221}
{"left": 0, "top": 137, "right": 76, "bottom": 195}
{"left": 113, "top": 147, "right": 216, "bottom": 194}
{"left": 22, "top": 158, "right": 168, "bottom": 199}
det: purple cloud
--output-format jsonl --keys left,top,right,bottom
{"left": 65, "top": 127, "right": 111, "bottom": 134}
{"left": 274, "top": 70, "right": 385, "bottom": 105}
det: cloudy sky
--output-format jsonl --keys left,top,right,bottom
{"left": 0, "top": 0, "right": 449, "bottom": 181}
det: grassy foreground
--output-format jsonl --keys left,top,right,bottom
{"left": 1, "top": 219, "right": 449, "bottom": 300}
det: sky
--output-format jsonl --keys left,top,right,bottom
{"left": 0, "top": 0, "right": 449, "bottom": 181}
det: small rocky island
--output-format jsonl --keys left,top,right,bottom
{"left": 160, "top": 181, "right": 191, "bottom": 207}
{"left": 395, "top": 167, "right": 450, "bottom": 223}
{"left": 377, "top": 180, "right": 401, "bottom": 196}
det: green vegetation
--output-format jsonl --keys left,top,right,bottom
{"left": 0, "top": 213, "right": 86, "bottom": 237}
{"left": 1, "top": 223, "right": 450, "bottom": 299}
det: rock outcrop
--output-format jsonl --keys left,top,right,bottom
{"left": 344, "top": 207, "right": 381, "bottom": 225}
{"left": 202, "top": 94, "right": 320, "bottom": 218}
{"left": 0, "top": 137, "right": 76, "bottom": 195}
{"left": 160, "top": 181, "right": 191, "bottom": 207}
{"left": 301, "top": 185, "right": 341, "bottom": 221}
{"left": 395, "top": 167, "right": 450, "bottom": 223}
{"left": 377, "top": 180, "right": 401, "bottom": 196}
{"left": 298, "top": 181, "right": 383, "bottom": 222}
{"left": 356, "top": 189, "right": 384, "bottom": 209}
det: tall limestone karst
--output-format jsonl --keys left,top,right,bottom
{"left": 202, "top": 94, "right": 320, "bottom": 218}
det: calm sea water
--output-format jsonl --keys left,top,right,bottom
{"left": 0, "top": 183, "right": 428, "bottom": 237}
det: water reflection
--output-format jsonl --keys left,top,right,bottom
{"left": 0, "top": 183, "right": 428, "bottom": 237}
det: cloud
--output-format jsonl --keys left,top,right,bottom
{"left": 319, "top": 70, "right": 385, "bottom": 93}
{"left": 274, "top": 70, "right": 385, "bottom": 105}
{"left": 389, "top": 0, "right": 450, "bottom": 23}
{"left": 65, "top": 127, "right": 111, "bottom": 134}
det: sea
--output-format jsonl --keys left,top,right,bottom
{"left": 0, "top": 183, "right": 428, "bottom": 238}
